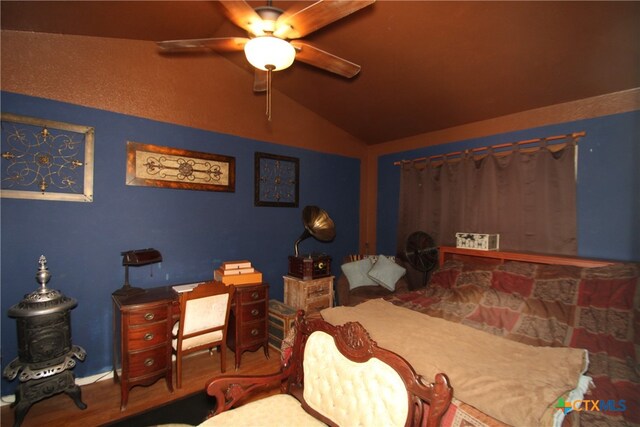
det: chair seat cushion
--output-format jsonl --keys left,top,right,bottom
{"left": 199, "top": 394, "right": 327, "bottom": 427}
{"left": 172, "top": 321, "right": 223, "bottom": 351}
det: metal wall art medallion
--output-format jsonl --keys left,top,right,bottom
{"left": 1, "top": 113, "right": 94, "bottom": 202}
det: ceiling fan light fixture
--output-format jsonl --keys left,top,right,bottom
{"left": 254, "top": 6, "right": 283, "bottom": 34}
{"left": 244, "top": 36, "right": 296, "bottom": 71}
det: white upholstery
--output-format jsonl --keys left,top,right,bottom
{"left": 199, "top": 394, "right": 327, "bottom": 427}
{"left": 172, "top": 294, "right": 229, "bottom": 350}
{"left": 302, "top": 331, "right": 409, "bottom": 427}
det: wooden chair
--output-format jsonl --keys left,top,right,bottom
{"left": 201, "top": 311, "right": 453, "bottom": 427}
{"left": 173, "top": 281, "right": 234, "bottom": 389}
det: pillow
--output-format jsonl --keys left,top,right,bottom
{"left": 368, "top": 255, "right": 406, "bottom": 291}
{"left": 341, "top": 258, "right": 377, "bottom": 290}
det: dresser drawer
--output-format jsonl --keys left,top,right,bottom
{"left": 127, "top": 322, "right": 168, "bottom": 350}
{"left": 237, "top": 286, "right": 267, "bottom": 303}
{"left": 127, "top": 346, "right": 168, "bottom": 379}
{"left": 128, "top": 305, "right": 168, "bottom": 325}
{"left": 305, "top": 297, "right": 332, "bottom": 314}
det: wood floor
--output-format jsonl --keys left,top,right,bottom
{"left": 1, "top": 348, "right": 281, "bottom": 427}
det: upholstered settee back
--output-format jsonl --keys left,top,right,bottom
{"left": 302, "top": 330, "right": 409, "bottom": 427}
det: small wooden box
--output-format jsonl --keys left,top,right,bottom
{"left": 455, "top": 232, "right": 500, "bottom": 251}
{"left": 268, "top": 300, "right": 297, "bottom": 352}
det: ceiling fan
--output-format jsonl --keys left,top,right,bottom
{"left": 156, "top": 0, "right": 375, "bottom": 119}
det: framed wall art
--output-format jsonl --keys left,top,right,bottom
{"left": 1, "top": 113, "right": 95, "bottom": 202}
{"left": 254, "top": 152, "right": 299, "bottom": 207}
{"left": 126, "top": 141, "right": 235, "bottom": 192}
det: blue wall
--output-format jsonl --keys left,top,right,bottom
{"left": 0, "top": 92, "right": 360, "bottom": 394}
{"left": 377, "top": 110, "right": 640, "bottom": 262}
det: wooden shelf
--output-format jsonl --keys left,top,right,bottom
{"left": 439, "top": 246, "right": 615, "bottom": 268}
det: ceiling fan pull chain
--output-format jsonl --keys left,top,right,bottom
{"left": 266, "top": 65, "right": 275, "bottom": 121}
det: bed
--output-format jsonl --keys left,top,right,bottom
{"left": 321, "top": 246, "right": 639, "bottom": 427}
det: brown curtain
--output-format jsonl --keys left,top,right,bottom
{"left": 397, "top": 137, "right": 578, "bottom": 257}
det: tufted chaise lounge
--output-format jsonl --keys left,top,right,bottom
{"left": 200, "top": 312, "right": 452, "bottom": 427}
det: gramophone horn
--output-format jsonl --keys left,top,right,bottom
{"left": 294, "top": 206, "right": 336, "bottom": 256}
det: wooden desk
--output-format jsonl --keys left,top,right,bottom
{"left": 112, "top": 286, "right": 178, "bottom": 411}
{"left": 112, "top": 282, "right": 271, "bottom": 409}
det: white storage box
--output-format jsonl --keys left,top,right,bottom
{"left": 455, "top": 232, "right": 500, "bottom": 251}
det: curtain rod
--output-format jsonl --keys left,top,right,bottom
{"left": 393, "top": 131, "right": 586, "bottom": 166}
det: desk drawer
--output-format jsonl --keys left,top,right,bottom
{"left": 127, "top": 346, "right": 168, "bottom": 379}
{"left": 127, "top": 322, "right": 168, "bottom": 350}
{"left": 239, "top": 320, "right": 267, "bottom": 345}
{"left": 237, "top": 286, "right": 267, "bottom": 303}
{"left": 128, "top": 306, "right": 168, "bottom": 325}
{"left": 239, "top": 302, "right": 266, "bottom": 320}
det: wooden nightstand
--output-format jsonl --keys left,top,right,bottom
{"left": 283, "top": 275, "right": 334, "bottom": 315}
{"left": 227, "top": 283, "right": 269, "bottom": 369}
{"left": 112, "top": 286, "right": 178, "bottom": 411}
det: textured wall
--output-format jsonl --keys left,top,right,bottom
{"left": 0, "top": 92, "right": 361, "bottom": 395}
{"left": 0, "top": 30, "right": 366, "bottom": 158}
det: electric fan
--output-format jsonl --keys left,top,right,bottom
{"left": 402, "top": 231, "right": 438, "bottom": 287}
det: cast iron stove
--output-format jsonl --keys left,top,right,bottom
{"left": 3, "top": 256, "right": 87, "bottom": 427}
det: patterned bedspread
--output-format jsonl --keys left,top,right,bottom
{"left": 385, "top": 260, "right": 640, "bottom": 427}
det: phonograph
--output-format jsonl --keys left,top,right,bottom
{"left": 288, "top": 206, "right": 335, "bottom": 280}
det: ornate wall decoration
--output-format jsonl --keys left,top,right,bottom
{"left": 1, "top": 113, "right": 94, "bottom": 202}
{"left": 126, "top": 141, "right": 235, "bottom": 192}
{"left": 254, "top": 152, "right": 299, "bottom": 207}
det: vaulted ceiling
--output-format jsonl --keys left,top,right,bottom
{"left": 2, "top": 1, "right": 639, "bottom": 145}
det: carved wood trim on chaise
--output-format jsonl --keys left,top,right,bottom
{"left": 202, "top": 312, "right": 453, "bottom": 427}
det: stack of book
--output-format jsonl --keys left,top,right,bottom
{"left": 214, "top": 260, "right": 263, "bottom": 286}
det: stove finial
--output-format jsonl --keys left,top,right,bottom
{"left": 35, "top": 255, "right": 51, "bottom": 291}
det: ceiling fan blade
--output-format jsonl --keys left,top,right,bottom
{"left": 275, "top": 0, "right": 375, "bottom": 39}
{"left": 290, "top": 41, "right": 361, "bottom": 78}
{"left": 218, "top": 1, "right": 264, "bottom": 36}
{"left": 254, "top": 69, "right": 267, "bottom": 92}
{"left": 156, "top": 37, "right": 248, "bottom": 53}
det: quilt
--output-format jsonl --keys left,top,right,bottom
{"left": 321, "top": 299, "right": 589, "bottom": 427}
{"left": 385, "top": 260, "right": 640, "bottom": 426}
